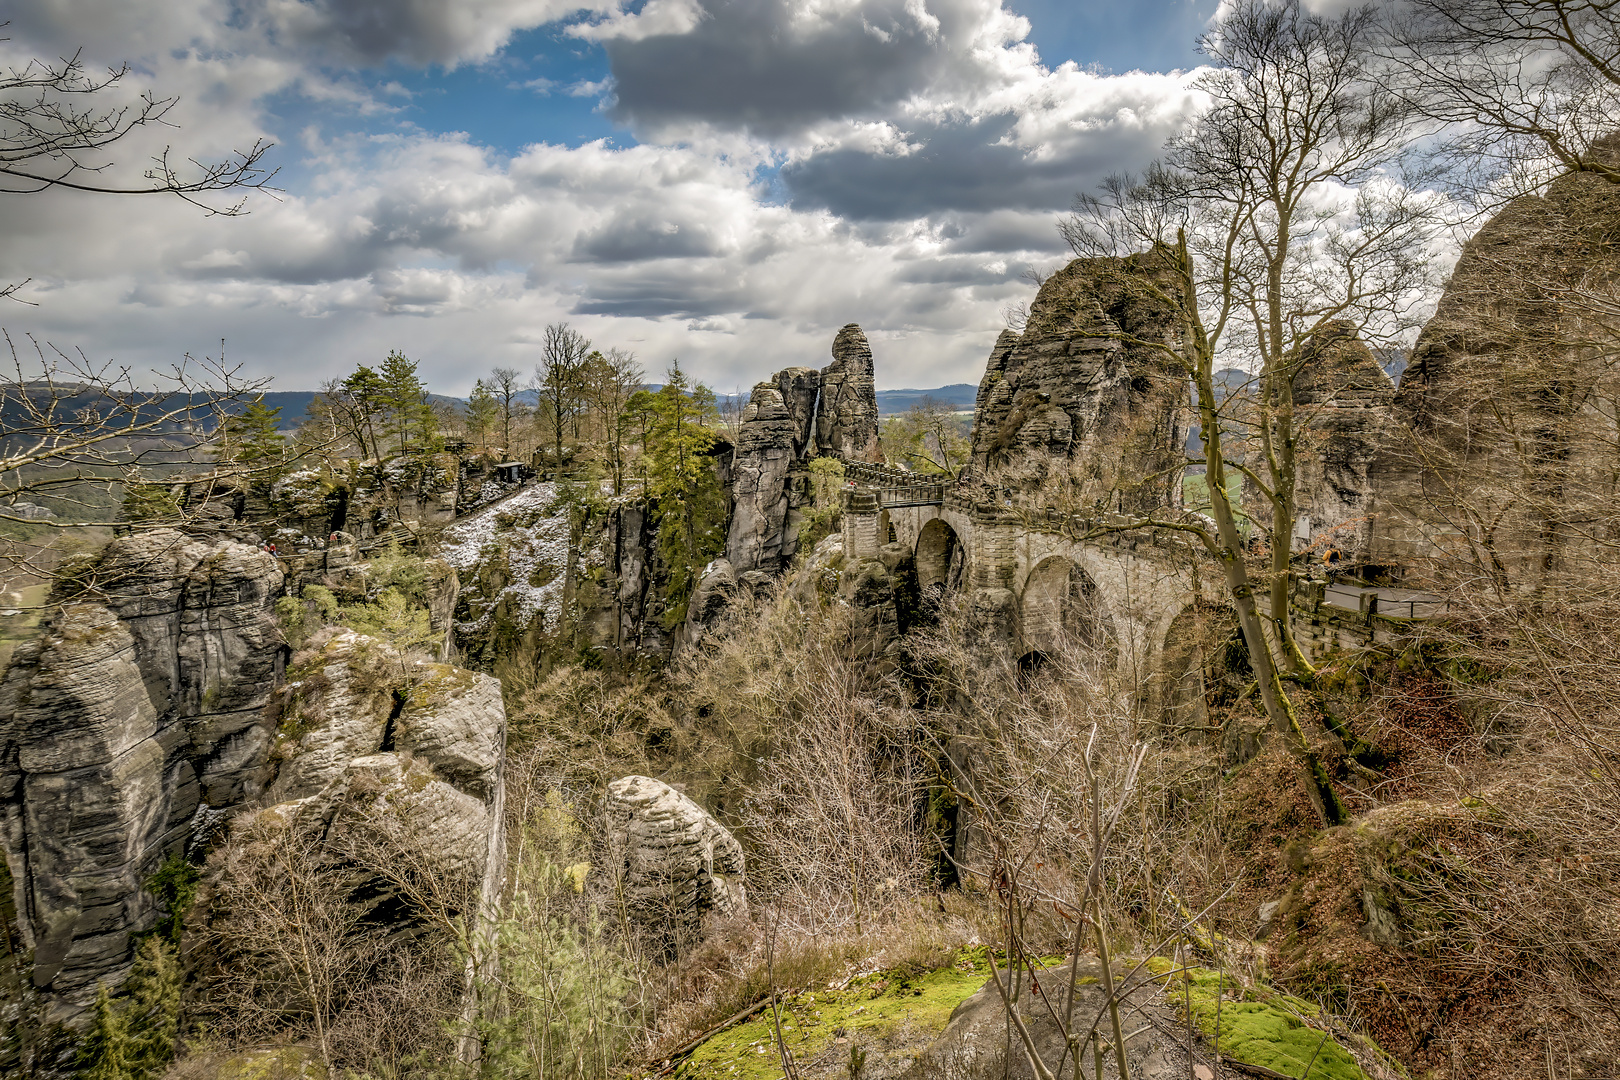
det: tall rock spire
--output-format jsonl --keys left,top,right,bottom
{"left": 817, "top": 323, "right": 882, "bottom": 462}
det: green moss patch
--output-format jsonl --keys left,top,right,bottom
{"left": 676, "top": 949, "right": 995, "bottom": 1080}
{"left": 1148, "top": 960, "right": 1394, "bottom": 1080}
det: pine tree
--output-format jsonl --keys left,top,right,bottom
{"left": 77, "top": 937, "right": 181, "bottom": 1080}
{"left": 216, "top": 396, "right": 286, "bottom": 468}
{"left": 647, "top": 361, "right": 725, "bottom": 628}
{"left": 466, "top": 379, "right": 501, "bottom": 450}
{"left": 339, "top": 365, "right": 387, "bottom": 459}
{"left": 377, "top": 350, "right": 434, "bottom": 456}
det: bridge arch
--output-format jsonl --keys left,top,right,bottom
{"left": 1019, "top": 555, "right": 1113, "bottom": 659}
{"left": 916, "top": 517, "right": 965, "bottom": 594}
{"left": 1147, "top": 604, "right": 1213, "bottom": 739}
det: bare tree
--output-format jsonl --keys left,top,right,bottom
{"left": 1384, "top": 0, "right": 1620, "bottom": 192}
{"left": 487, "top": 365, "right": 528, "bottom": 455}
{"left": 882, "top": 397, "right": 969, "bottom": 475}
{"left": 1, "top": 26, "right": 277, "bottom": 302}
{"left": 203, "top": 820, "right": 380, "bottom": 1070}
{"left": 581, "top": 347, "right": 645, "bottom": 495}
{"left": 1061, "top": 0, "right": 1444, "bottom": 825}
{"left": 0, "top": 332, "right": 271, "bottom": 580}
{"left": 533, "top": 325, "right": 591, "bottom": 474}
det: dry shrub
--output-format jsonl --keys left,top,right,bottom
{"left": 1270, "top": 608, "right": 1620, "bottom": 1078}
{"left": 676, "top": 583, "right": 934, "bottom": 934}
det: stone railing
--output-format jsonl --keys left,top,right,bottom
{"left": 841, "top": 458, "right": 954, "bottom": 488}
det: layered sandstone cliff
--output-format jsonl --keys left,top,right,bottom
{"left": 0, "top": 531, "right": 284, "bottom": 1030}
{"left": 725, "top": 324, "right": 883, "bottom": 575}
{"left": 1369, "top": 161, "right": 1620, "bottom": 583}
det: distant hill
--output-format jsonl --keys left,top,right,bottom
{"left": 875, "top": 384, "right": 978, "bottom": 414}
{"left": 244, "top": 382, "right": 986, "bottom": 431}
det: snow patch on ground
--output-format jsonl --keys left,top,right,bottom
{"left": 439, "top": 482, "right": 571, "bottom": 633}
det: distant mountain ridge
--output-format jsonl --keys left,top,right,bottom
{"left": 254, "top": 384, "right": 983, "bottom": 428}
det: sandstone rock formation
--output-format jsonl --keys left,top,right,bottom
{"left": 818, "top": 324, "right": 882, "bottom": 462}
{"left": 724, "top": 325, "right": 883, "bottom": 576}
{"left": 0, "top": 530, "right": 284, "bottom": 1030}
{"left": 726, "top": 370, "right": 820, "bottom": 574}
{"left": 970, "top": 254, "right": 1191, "bottom": 512}
{"left": 576, "top": 501, "right": 676, "bottom": 662}
{"left": 253, "top": 628, "right": 506, "bottom": 914}
{"left": 673, "top": 558, "right": 737, "bottom": 656}
{"left": 904, "top": 959, "right": 1195, "bottom": 1080}
{"left": 1369, "top": 157, "right": 1620, "bottom": 584}
{"left": 604, "top": 775, "right": 745, "bottom": 947}
{"left": 1241, "top": 324, "right": 1399, "bottom": 564}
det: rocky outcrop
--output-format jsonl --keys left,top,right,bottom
{"left": 724, "top": 325, "right": 883, "bottom": 576}
{"left": 576, "top": 501, "right": 676, "bottom": 663}
{"left": 970, "top": 254, "right": 1191, "bottom": 512}
{"left": 818, "top": 324, "right": 882, "bottom": 462}
{"left": 726, "top": 370, "right": 819, "bottom": 574}
{"left": 604, "top": 775, "right": 745, "bottom": 947}
{"left": 250, "top": 628, "right": 506, "bottom": 922}
{"left": 673, "top": 558, "right": 738, "bottom": 656}
{"left": 1244, "top": 324, "right": 1399, "bottom": 564}
{"left": 0, "top": 530, "right": 284, "bottom": 1031}
{"left": 1369, "top": 157, "right": 1620, "bottom": 583}
{"left": 905, "top": 959, "right": 1195, "bottom": 1080}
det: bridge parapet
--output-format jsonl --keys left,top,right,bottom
{"left": 841, "top": 458, "right": 946, "bottom": 488}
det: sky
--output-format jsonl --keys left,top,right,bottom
{"left": 0, "top": 0, "right": 1223, "bottom": 395}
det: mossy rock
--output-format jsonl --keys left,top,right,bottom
{"left": 168, "top": 1046, "right": 328, "bottom": 1080}
{"left": 677, "top": 949, "right": 995, "bottom": 1079}
{"left": 1147, "top": 959, "right": 1404, "bottom": 1080}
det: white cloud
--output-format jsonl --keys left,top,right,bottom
{"left": 0, "top": 0, "right": 1210, "bottom": 396}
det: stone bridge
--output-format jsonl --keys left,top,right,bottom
{"left": 839, "top": 460, "right": 1437, "bottom": 712}
{"left": 839, "top": 461, "right": 1211, "bottom": 701}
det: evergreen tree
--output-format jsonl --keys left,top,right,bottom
{"left": 622, "top": 388, "right": 660, "bottom": 489}
{"left": 216, "top": 396, "right": 286, "bottom": 468}
{"left": 77, "top": 937, "right": 181, "bottom": 1080}
{"left": 377, "top": 350, "right": 435, "bottom": 456}
{"left": 466, "top": 379, "right": 501, "bottom": 449}
{"left": 647, "top": 361, "right": 725, "bottom": 628}
{"left": 338, "top": 365, "right": 387, "bottom": 459}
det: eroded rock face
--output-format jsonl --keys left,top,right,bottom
{"left": 970, "top": 254, "right": 1190, "bottom": 512}
{"left": 0, "top": 530, "right": 283, "bottom": 1028}
{"left": 252, "top": 628, "right": 506, "bottom": 923}
{"left": 727, "top": 371, "right": 819, "bottom": 574}
{"left": 818, "top": 324, "right": 882, "bottom": 463}
{"left": 1370, "top": 159, "right": 1620, "bottom": 582}
{"left": 725, "top": 325, "right": 883, "bottom": 576}
{"left": 905, "top": 959, "right": 1194, "bottom": 1080}
{"left": 604, "top": 775, "right": 745, "bottom": 946}
{"left": 1244, "top": 324, "right": 1399, "bottom": 563}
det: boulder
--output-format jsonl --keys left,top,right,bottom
{"left": 904, "top": 959, "right": 1195, "bottom": 1080}
{"left": 0, "top": 531, "right": 283, "bottom": 1030}
{"left": 604, "top": 775, "right": 745, "bottom": 947}
{"left": 673, "top": 559, "right": 738, "bottom": 658}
